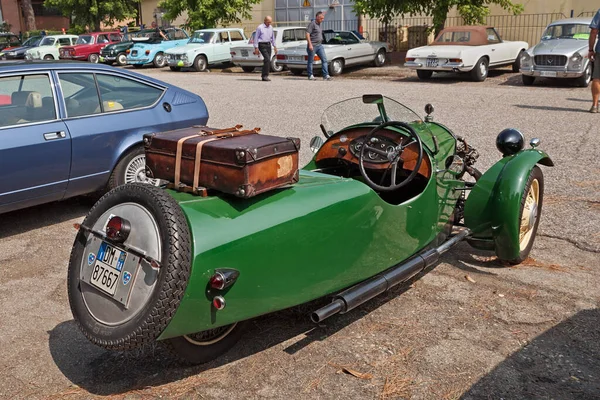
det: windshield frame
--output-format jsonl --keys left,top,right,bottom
{"left": 39, "top": 37, "right": 56, "bottom": 46}
{"left": 541, "top": 23, "right": 590, "bottom": 40}
{"left": 189, "top": 31, "right": 215, "bottom": 44}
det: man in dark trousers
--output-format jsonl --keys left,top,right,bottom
{"left": 589, "top": 9, "right": 600, "bottom": 113}
{"left": 253, "top": 16, "right": 277, "bottom": 81}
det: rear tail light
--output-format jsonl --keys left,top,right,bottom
{"left": 304, "top": 55, "right": 320, "bottom": 61}
{"left": 449, "top": 58, "right": 462, "bottom": 63}
{"left": 405, "top": 57, "right": 415, "bottom": 62}
{"left": 145, "top": 50, "right": 150, "bottom": 55}
{"left": 212, "top": 296, "right": 226, "bottom": 310}
{"left": 209, "top": 268, "right": 240, "bottom": 290}
{"left": 126, "top": 49, "right": 130, "bottom": 54}
{"left": 230, "top": 51, "right": 236, "bottom": 56}
{"left": 105, "top": 216, "right": 131, "bottom": 243}
{"left": 276, "top": 54, "right": 285, "bottom": 60}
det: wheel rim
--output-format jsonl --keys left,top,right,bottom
{"left": 124, "top": 154, "right": 158, "bottom": 185}
{"left": 479, "top": 61, "right": 487, "bottom": 76}
{"left": 156, "top": 54, "right": 165, "bottom": 67}
{"left": 332, "top": 60, "right": 343, "bottom": 75}
{"left": 184, "top": 323, "right": 237, "bottom": 346}
{"left": 118, "top": 54, "right": 126, "bottom": 65}
{"left": 90, "top": 54, "right": 99, "bottom": 63}
{"left": 519, "top": 179, "right": 539, "bottom": 251}
{"left": 377, "top": 51, "right": 385, "bottom": 65}
{"left": 80, "top": 203, "right": 162, "bottom": 325}
{"left": 44, "top": 55, "right": 54, "bottom": 60}
{"left": 585, "top": 65, "right": 592, "bottom": 84}
{"left": 272, "top": 58, "right": 282, "bottom": 72}
{"left": 197, "top": 57, "right": 206, "bottom": 71}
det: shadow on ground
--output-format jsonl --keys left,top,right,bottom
{"left": 462, "top": 308, "right": 600, "bottom": 399}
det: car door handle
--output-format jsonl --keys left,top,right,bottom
{"left": 44, "top": 131, "right": 66, "bottom": 140}
{"left": 492, "top": 48, "right": 496, "bottom": 51}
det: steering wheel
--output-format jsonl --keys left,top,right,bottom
{"left": 358, "top": 121, "right": 424, "bottom": 192}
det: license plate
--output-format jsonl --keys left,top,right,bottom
{"left": 241, "top": 50, "right": 248, "bottom": 57}
{"left": 90, "top": 241, "right": 127, "bottom": 296}
{"left": 289, "top": 56, "right": 303, "bottom": 62}
{"left": 426, "top": 58, "right": 438, "bottom": 68}
{"left": 540, "top": 71, "right": 557, "bottom": 77}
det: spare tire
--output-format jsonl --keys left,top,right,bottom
{"left": 68, "top": 183, "right": 191, "bottom": 350}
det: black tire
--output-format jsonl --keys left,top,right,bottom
{"left": 88, "top": 53, "right": 99, "bottom": 63}
{"left": 107, "top": 146, "right": 151, "bottom": 191}
{"left": 576, "top": 62, "right": 592, "bottom": 87}
{"left": 152, "top": 52, "right": 167, "bottom": 68}
{"left": 43, "top": 54, "right": 54, "bottom": 60}
{"left": 416, "top": 70, "right": 433, "bottom": 80}
{"left": 290, "top": 69, "right": 303, "bottom": 76}
{"left": 501, "top": 166, "right": 544, "bottom": 265}
{"left": 165, "top": 322, "right": 246, "bottom": 364}
{"left": 373, "top": 49, "right": 386, "bottom": 67}
{"left": 470, "top": 57, "right": 489, "bottom": 82}
{"left": 67, "top": 183, "right": 192, "bottom": 350}
{"left": 270, "top": 57, "right": 283, "bottom": 72}
{"left": 330, "top": 58, "right": 344, "bottom": 76}
{"left": 116, "top": 52, "right": 127, "bottom": 66}
{"left": 512, "top": 50, "right": 524, "bottom": 72}
{"left": 169, "top": 66, "right": 181, "bottom": 72}
{"left": 522, "top": 74, "right": 535, "bottom": 86}
{"left": 241, "top": 66, "right": 255, "bottom": 73}
{"left": 193, "top": 54, "right": 208, "bottom": 72}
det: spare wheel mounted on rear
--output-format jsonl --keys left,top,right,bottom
{"left": 67, "top": 183, "right": 191, "bottom": 350}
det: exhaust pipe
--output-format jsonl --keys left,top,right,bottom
{"left": 311, "top": 228, "right": 471, "bottom": 323}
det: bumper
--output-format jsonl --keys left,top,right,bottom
{"left": 60, "top": 55, "right": 87, "bottom": 60}
{"left": 280, "top": 61, "right": 318, "bottom": 70}
{"left": 101, "top": 55, "right": 117, "bottom": 61}
{"left": 233, "top": 58, "right": 265, "bottom": 67}
{"left": 520, "top": 67, "right": 584, "bottom": 78}
{"left": 404, "top": 61, "right": 468, "bottom": 71}
{"left": 167, "top": 59, "right": 192, "bottom": 67}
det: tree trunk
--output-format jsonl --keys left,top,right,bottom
{"left": 18, "top": 0, "right": 37, "bottom": 31}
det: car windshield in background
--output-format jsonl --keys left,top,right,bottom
{"left": 437, "top": 31, "right": 471, "bottom": 43}
{"left": 190, "top": 32, "right": 214, "bottom": 44}
{"left": 39, "top": 37, "right": 56, "bottom": 46}
{"left": 323, "top": 31, "right": 359, "bottom": 44}
{"left": 76, "top": 35, "right": 94, "bottom": 45}
{"left": 23, "top": 36, "right": 42, "bottom": 46}
{"left": 542, "top": 24, "right": 590, "bottom": 40}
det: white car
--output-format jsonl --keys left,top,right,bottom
{"left": 24, "top": 34, "right": 78, "bottom": 60}
{"left": 230, "top": 26, "right": 306, "bottom": 73}
{"left": 405, "top": 26, "right": 528, "bottom": 82}
{"left": 165, "top": 28, "right": 246, "bottom": 72}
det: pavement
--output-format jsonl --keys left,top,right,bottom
{"left": 0, "top": 63, "right": 599, "bottom": 399}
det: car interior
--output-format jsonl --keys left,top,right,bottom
{"left": 0, "top": 91, "right": 56, "bottom": 127}
{"left": 323, "top": 30, "right": 360, "bottom": 45}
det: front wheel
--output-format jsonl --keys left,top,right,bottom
{"left": 470, "top": 57, "right": 489, "bottom": 82}
{"left": 153, "top": 52, "right": 167, "bottom": 68}
{"left": 116, "top": 52, "right": 127, "bottom": 66}
{"left": 88, "top": 53, "right": 99, "bottom": 63}
{"left": 43, "top": 54, "right": 55, "bottom": 60}
{"left": 165, "top": 322, "right": 245, "bottom": 364}
{"left": 193, "top": 54, "right": 208, "bottom": 72}
{"left": 576, "top": 63, "right": 592, "bottom": 87}
{"left": 373, "top": 49, "right": 386, "bottom": 67}
{"left": 330, "top": 59, "right": 344, "bottom": 76}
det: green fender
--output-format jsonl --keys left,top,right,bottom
{"left": 464, "top": 149, "right": 553, "bottom": 260}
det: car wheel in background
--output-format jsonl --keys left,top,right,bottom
{"left": 330, "top": 59, "right": 344, "bottom": 76}
{"left": 116, "top": 53, "right": 127, "bottom": 66}
{"left": 170, "top": 66, "right": 181, "bottom": 72}
{"left": 470, "top": 57, "right": 489, "bottom": 82}
{"left": 153, "top": 52, "right": 167, "bottom": 68}
{"left": 241, "top": 66, "right": 255, "bottom": 73}
{"left": 43, "top": 54, "right": 54, "bottom": 60}
{"left": 290, "top": 69, "right": 303, "bottom": 76}
{"left": 512, "top": 50, "right": 523, "bottom": 72}
{"left": 576, "top": 63, "right": 592, "bottom": 87}
{"left": 373, "top": 49, "right": 386, "bottom": 67}
{"left": 416, "top": 70, "right": 433, "bottom": 80}
{"left": 108, "top": 146, "right": 157, "bottom": 191}
{"left": 88, "top": 53, "right": 99, "bottom": 63}
{"left": 270, "top": 57, "right": 283, "bottom": 72}
{"left": 193, "top": 55, "right": 208, "bottom": 72}
{"left": 522, "top": 75, "right": 535, "bottom": 86}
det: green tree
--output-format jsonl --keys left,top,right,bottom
{"left": 45, "top": 0, "right": 139, "bottom": 32}
{"left": 354, "top": 0, "right": 523, "bottom": 33}
{"left": 19, "top": 0, "right": 37, "bottom": 31}
{"left": 158, "top": 0, "right": 262, "bottom": 31}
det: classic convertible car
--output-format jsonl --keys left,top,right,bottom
{"left": 276, "top": 30, "right": 389, "bottom": 76}
{"left": 520, "top": 18, "right": 593, "bottom": 87}
{"left": 68, "top": 95, "right": 552, "bottom": 364}
{"left": 127, "top": 27, "right": 189, "bottom": 68}
{"left": 405, "top": 26, "right": 528, "bottom": 81}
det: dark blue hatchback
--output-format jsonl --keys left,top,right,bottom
{"left": 0, "top": 61, "right": 209, "bottom": 214}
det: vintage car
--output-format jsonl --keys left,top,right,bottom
{"left": 67, "top": 94, "right": 552, "bottom": 364}
{"left": 520, "top": 18, "right": 593, "bottom": 87}
{"left": 276, "top": 30, "right": 389, "bottom": 76}
{"left": 99, "top": 29, "right": 155, "bottom": 66}
{"left": 126, "top": 28, "right": 189, "bottom": 68}
{"left": 24, "top": 34, "right": 78, "bottom": 60}
{"left": 2, "top": 35, "right": 43, "bottom": 60}
{"left": 165, "top": 28, "right": 246, "bottom": 72}
{"left": 405, "top": 26, "right": 528, "bottom": 82}
{"left": 230, "top": 26, "right": 306, "bottom": 73}
{"left": 59, "top": 32, "right": 122, "bottom": 63}
{"left": 0, "top": 32, "right": 21, "bottom": 53}
{"left": 0, "top": 61, "right": 208, "bottom": 215}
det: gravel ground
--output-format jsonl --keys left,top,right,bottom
{"left": 0, "top": 64, "right": 599, "bottom": 400}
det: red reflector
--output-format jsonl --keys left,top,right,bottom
{"left": 213, "top": 296, "right": 226, "bottom": 310}
{"left": 145, "top": 50, "right": 150, "bottom": 55}
{"left": 126, "top": 49, "right": 130, "bottom": 54}
{"left": 230, "top": 51, "right": 236, "bottom": 56}
{"left": 276, "top": 54, "right": 285, "bottom": 60}
{"left": 209, "top": 273, "right": 225, "bottom": 290}
{"left": 405, "top": 57, "right": 415, "bottom": 62}
{"left": 105, "top": 216, "right": 131, "bottom": 242}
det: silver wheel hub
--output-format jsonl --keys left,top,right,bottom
{"left": 479, "top": 62, "right": 487, "bottom": 76}
{"left": 125, "top": 154, "right": 157, "bottom": 185}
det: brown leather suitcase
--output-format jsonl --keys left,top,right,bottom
{"left": 144, "top": 125, "right": 300, "bottom": 198}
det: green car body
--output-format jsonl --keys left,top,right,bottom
{"left": 99, "top": 30, "right": 154, "bottom": 65}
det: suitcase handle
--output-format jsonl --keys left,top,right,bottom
{"left": 200, "top": 125, "right": 261, "bottom": 136}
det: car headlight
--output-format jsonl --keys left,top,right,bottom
{"left": 181, "top": 54, "right": 188, "bottom": 61}
{"left": 569, "top": 52, "right": 584, "bottom": 70}
{"left": 520, "top": 52, "right": 532, "bottom": 68}
{"left": 7, "top": 51, "right": 15, "bottom": 56}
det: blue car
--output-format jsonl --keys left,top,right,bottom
{"left": 0, "top": 61, "right": 209, "bottom": 214}
{"left": 127, "top": 28, "right": 190, "bottom": 68}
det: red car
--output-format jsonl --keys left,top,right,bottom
{"left": 59, "top": 31, "right": 122, "bottom": 63}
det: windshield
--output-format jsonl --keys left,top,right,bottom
{"left": 23, "top": 36, "right": 42, "bottom": 46}
{"left": 542, "top": 24, "right": 590, "bottom": 40}
{"left": 39, "top": 37, "right": 56, "bottom": 46}
{"left": 76, "top": 35, "right": 94, "bottom": 45}
{"left": 190, "top": 31, "right": 214, "bottom": 44}
{"left": 321, "top": 96, "right": 432, "bottom": 138}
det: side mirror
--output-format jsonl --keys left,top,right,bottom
{"left": 309, "top": 136, "right": 324, "bottom": 153}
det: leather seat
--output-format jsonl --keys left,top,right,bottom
{"left": 11, "top": 91, "right": 42, "bottom": 108}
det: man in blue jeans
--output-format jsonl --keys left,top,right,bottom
{"left": 305, "top": 11, "right": 332, "bottom": 81}
{"left": 589, "top": 9, "right": 600, "bottom": 113}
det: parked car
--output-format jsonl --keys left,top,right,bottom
{"left": 59, "top": 32, "right": 122, "bottom": 63}
{"left": 126, "top": 27, "right": 189, "bottom": 68}
{"left": 404, "top": 26, "right": 528, "bottom": 82}
{"left": 0, "top": 33, "right": 21, "bottom": 54}
{"left": 2, "top": 35, "right": 43, "bottom": 60}
{"left": 66, "top": 94, "right": 552, "bottom": 364}
{"left": 166, "top": 28, "right": 246, "bottom": 71}
{"left": 520, "top": 18, "right": 593, "bottom": 87}
{"left": 0, "top": 61, "right": 209, "bottom": 214}
{"left": 230, "top": 26, "right": 305, "bottom": 73}
{"left": 24, "top": 35, "right": 79, "bottom": 60}
{"left": 276, "top": 30, "right": 389, "bottom": 76}
{"left": 99, "top": 29, "right": 155, "bottom": 66}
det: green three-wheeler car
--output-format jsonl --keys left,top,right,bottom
{"left": 67, "top": 95, "right": 553, "bottom": 364}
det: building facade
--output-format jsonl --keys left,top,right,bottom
{"left": 0, "top": 0, "right": 69, "bottom": 33}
